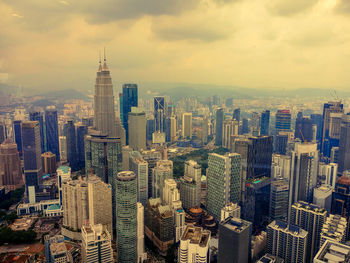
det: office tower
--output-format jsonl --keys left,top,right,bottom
{"left": 128, "top": 107, "right": 146, "bottom": 151}
{"left": 290, "top": 201, "right": 327, "bottom": 262}
{"left": 314, "top": 240, "right": 350, "bottom": 263}
{"left": 313, "top": 185, "right": 332, "bottom": 213}
{"left": 274, "top": 133, "right": 288, "bottom": 155}
{"left": 62, "top": 179, "right": 89, "bottom": 238}
{"left": 260, "top": 110, "right": 270, "bottom": 136}
{"left": 251, "top": 112, "right": 260, "bottom": 136}
{"left": 271, "top": 154, "right": 291, "bottom": 180}
{"left": 182, "top": 112, "right": 192, "bottom": 139}
{"left": 175, "top": 208, "right": 186, "bottom": 242}
{"left": 129, "top": 151, "right": 148, "bottom": 206}
{"left": 45, "top": 108, "right": 60, "bottom": 161}
{"left": 0, "top": 122, "right": 5, "bottom": 144}
{"left": 166, "top": 116, "right": 177, "bottom": 142}
{"left": 152, "top": 159, "right": 173, "bottom": 198}
{"left": 116, "top": 117, "right": 126, "bottom": 146}
{"left": 266, "top": 220, "right": 307, "bottom": 263}
{"left": 321, "top": 101, "right": 344, "bottom": 157}
{"left": 59, "top": 136, "right": 67, "bottom": 162}
{"left": 57, "top": 166, "right": 71, "bottom": 206}
{"left": 295, "top": 117, "right": 313, "bottom": 142}
{"left": 22, "top": 121, "right": 43, "bottom": 192}
{"left": 146, "top": 118, "right": 155, "bottom": 141}
{"left": 13, "top": 120, "right": 22, "bottom": 156}
{"left": 88, "top": 175, "right": 113, "bottom": 239}
{"left": 179, "top": 226, "right": 211, "bottom": 263}
{"left": 137, "top": 203, "right": 147, "bottom": 262}
{"left": 201, "top": 117, "right": 208, "bottom": 144}
{"left": 44, "top": 235, "right": 71, "bottom": 263}
{"left": 222, "top": 119, "right": 239, "bottom": 149}
{"left": 145, "top": 198, "right": 174, "bottom": 253}
{"left": 180, "top": 160, "right": 202, "bottom": 210}
{"left": 331, "top": 146, "right": 339, "bottom": 163}
{"left": 65, "top": 120, "right": 77, "bottom": 170}
{"left": 93, "top": 56, "right": 117, "bottom": 137}
{"left": 41, "top": 152, "right": 57, "bottom": 176}
{"left": 115, "top": 171, "right": 138, "bottom": 263}
{"left": 121, "top": 84, "right": 138, "bottom": 144}
{"left": 318, "top": 162, "right": 338, "bottom": 188}
{"left": 269, "top": 179, "right": 289, "bottom": 222}
{"left": 242, "top": 118, "right": 249, "bottom": 134}
{"left": 207, "top": 153, "right": 241, "bottom": 219}
{"left": 221, "top": 202, "right": 241, "bottom": 221}
{"left": 122, "top": 145, "right": 132, "bottom": 171}
{"left": 233, "top": 108, "right": 240, "bottom": 122}
{"left": 81, "top": 223, "right": 114, "bottom": 263}
{"left": 332, "top": 175, "right": 350, "bottom": 237}
{"left": 338, "top": 115, "right": 350, "bottom": 174}
{"left": 275, "top": 110, "right": 291, "bottom": 133}
{"left": 218, "top": 217, "right": 252, "bottom": 263}
{"left": 289, "top": 143, "right": 318, "bottom": 208}
{"left": 0, "top": 139, "right": 23, "bottom": 190}
{"left": 76, "top": 123, "right": 88, "bottom": 170}
{"left": 141, "top": 149, "right": 162, "bottom": 198}
{"left": 154, "top": 96, "right": 166, "bottom": 132}
{"left": 162, "top": 178, "right": 182, "bottom": 208}
{"left": 29, "top": 111, "right": 45, "bottom": 153}
{"left": 320, "top": 214, "right": 347, "bottom": 247}
{"left": 215, "top": 108, "right": 224, "bottom": 146}
{"left": 311, "top": 113, "right": 323, "bottom": 142}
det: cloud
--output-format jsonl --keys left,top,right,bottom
{"left": 267, "top": 0, "right": 319, "bottom": 16}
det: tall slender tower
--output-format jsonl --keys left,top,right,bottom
{"left": 94, "top": 53, "right": 117, "bottom": 137}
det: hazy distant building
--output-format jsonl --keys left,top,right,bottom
{"left": 13, "top": 120, "right": 22, "bottom": 156}
{"left": 29, "top": 111, "right": 45, "bottom": 153}
{"left": 121, "top": 84, "right": 138, "bottom": 144}
{"left": 76, "top": 123, "right": 88, "bottom": 170}
{"left": 338, "top": 114, "right": 350, "bottom": 174}
{"left": 295, "top": 116, "right": 313, "bottom": 143}
{"left": 275, "top": 110, "right": 291, "bottom": 133}
{"left": 59, "top": 136, "right": 67, "bottom": 162}
{"left": 166, "top": 116, "right": 177, "bottom": 142}
{"left": 215, "top": 108, "right": 224, "bottom": 146}
{"left": 0, "top": 122, "right": 6, "bottom": 144}
{"left": 41, "top": 152, "right": 56, "bottom": 176}
{"left": 45, "top": 108, "right": 60, "bottom": 161}
{"left": 128, "top": 107, "right": 146, "bottom": 151}
{"left": 260, "top": 110, "right": 270, "bottom": 136}
{"left": 182, "top": 112, "right": 192, "bottom": 139}
{"left": 233, "top": 108, "right": 240, "bottom": 122}
{"left": 154, "top": 96, "right": 166, "bottom": 133}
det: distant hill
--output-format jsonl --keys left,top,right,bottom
{"left": 39, "top": 89, "right": 89, "bottom": 100}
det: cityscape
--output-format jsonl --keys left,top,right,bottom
{"left": 1, "top": 0, "right": 350, "bottom": 263}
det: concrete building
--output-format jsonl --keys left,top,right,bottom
{"left": 44, "top": 235, "right": 72, "bottom": 263}
{"left": 41, "top": 152, "right": 57, "bottom": 176}
{"left": 152, "top": 160, "right": 173, "bottom": 198}
{"left": 271, "top": 154, "right": 291, "bottom": 180}
{"left": 59, "top": 136, "right": 67, "bottom": 162}
{"left": 320, "top": 214, "right": 347, "bottom": 247}
{"left": 179, "top": 226, "right": 211, "bottom": 263}
{"left": 313, "top": 185, "right": 333, "bottom": 213}
{"left": 222, "top": 119, "right": 239, "bottom": 149}
{"left": 266, "top": 220, "right": 308, "bottom": 263}
{"left": 313, "top": 240, "right": 350, "bottom": 263}
{"left": 81, "top": 223, "right": 114, "bottom": 263}
{"left": 180, "top": 160, "right": 202, "bottom": 210}
{"left": 141, "top": 149, "right": 162, "bottom": 198}
{"left": 115, "top": 171, "right": 138, "bottom": 263}
{"left": 220, "top": 202, "right": 240, "bottom": 221}
{"left": 182, "top": 112, "right": 192, "bottom": 139}
{"left": 318, "top": 162, "right": 338, "bottom": 188}
{"left": 218, "top": 217, "right": 252, "bottom": 263}
{"left": 128, "top": 107, "right": 146, "bottom": 151}
{"left": 137, "top": 203, "right": 147, "bottom": 263}
{"left": 129, "top": 151, "right": 148, "bottom": 206}
{"left": 57, "top": 166, "right": 71, "bottom": 206}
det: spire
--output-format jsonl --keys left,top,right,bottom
{"left": 98, "top": 50, "right": 102, "bottom": 72}
{"left": 102, "top": 47, "right": 108, "bottom": 71}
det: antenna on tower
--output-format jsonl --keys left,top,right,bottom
{"left": 99, "top": 50, "right": 101, "bottom": 64}
{"left": 104, "top": 47, "right": 106, "bottom": 61}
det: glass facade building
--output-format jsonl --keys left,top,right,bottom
{"left": 121, "top": 84, "right": 138, "bottom": 144}
{"left": 45, "top": 109, "right": 60, "bottom": 161}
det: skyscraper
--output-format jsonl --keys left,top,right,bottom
{"left": 215, "top": 108, "right": 224, "bottom": 146}
{"left": 295, "top": 116, "right": 313, "bottom": 142}
{"left": 76, "top": 123, "right": 88, "bottom": 170}
{"left": 137, "top": 203, "right": 147, "bottom": 262}
{"left": 275, "top": 110, "right": 291, "bottom": 133}
{"left": 0, "top": 122, "right": 5, "bottom": 144}
{"left": 269, "top": 178, "right": 289, "bottom": 222}
{"left": 129, "top": 151, "right": 149, "bottom": 206}
{"left": 121, "top": 84, "right": 138, "bottom": 144}
{"left": 65, "top": 120, "right": 77, "bottom": 171}
{"left": 154, "top": 96, "right": 166, "bottom": 132}
{"left": 166, "top": 116, "right": 177, "bottom": 142}
{"left": 152, "top": 160, "right": 173, "bottom": 199}
{"left": 311, "top": 113, "right": 323, "bottom": 143}
{"left": 115, "top": 171, "right": 138, "bottom": 263}
{"left": 128, "top": 107, "right": 146, "bottom": 151}
{"left": 180, "top": 160, "right": 202, "bottom": 210}
{"left": 45, "top": 108, "right": 60, "bottom": 161}
{"left": 332, "top": 175, "right": 350, "bottom": 237}
{"left": 207, "top": 153, "right": 241, "bottom": 219}
{"left": 218, "top": 217, "right": 252, "bottom": 263}
{"left": 233, "top": 108, "right": 240, "bottom": 122}
{"left": 22, "top": 121, "right": 43, "bottom": 192}
{"left": 338, "top": 114, "right": 350, "bottom": 174}
{"left": 260, "top": 110, "right": 270, "bottom": 136}
{"left": 93, "top": 56, "right": 117, "bottom": 137}
{"left": 182, "top": 112, "right": 192, "bottom": 139}
{"left": 41, "top": 152, "right": 57, "bottom": 176}
{"left": 29, "top": 111, "right": 45, "bottom": 153}
{"left": 13, "top": 120, "right": 22, "bottom": 156}
{"left": 0, "top": 139, "right": 23, "bottom": 190}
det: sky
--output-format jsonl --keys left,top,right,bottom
{"left": 1, "top": 0, "right": 350, "bottom": 92}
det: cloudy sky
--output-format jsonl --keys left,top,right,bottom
{"left": 1, "top": 0, "right": 350, "bottom": 91}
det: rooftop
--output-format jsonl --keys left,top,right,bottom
{"left": 181, "top": 226, "right": 210, "bottom": 247}
{"left": 314, "top": 240, "right": 350, "bottom": 262}
{"left": 221, "top": 217, "right": 251, "bottom": 233}
{"left": 269, "top": 220, "right": 307, "bottom": 238}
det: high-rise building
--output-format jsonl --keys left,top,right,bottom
{"left": 313, "top": 185, "right": 333, "bottom": 213}
{"left": 166, "top": 116, "right": 177, "bottom": 142}
{"left": 271, "top": 154, "right": 291, "bottom": 180}
{"left": 320, "top": 214, "right": 347, "bottom": 247}
{"left": 331, "top": 146, "right": 339, "bottom": 163}
{"left": 76, "top": 123, "right": 88, "bottom": 170}
{"left": 88, "top": 175, "right": 113, "bottom": 239}
{"left": 215, "top": 108, "right": 224, "bottom": 146}
{"left": 179, "top": 226, "right": 211, "bottom": 263}
{"left": 154, "top": 96, "right": 166, "bottom": 132}
{"left": 22, "top": 121, "right": 43, "bottom": 192}
{"left": 318, "top": 162, "right": 338, "bottom": 188}
{"left": 59, "top": 136, "right": 67, "bottom": 162}
{"left": 260, "top": 110, "right": 270, "bottom": 136}
{"left": 57, "top": 166, "right": 71, "bottom": 206}
{"left": 207, "top": 153, "right": 241, "bottom": 219}
{"left": 29, "top": 111, "right": 45, "bottom": 153}
{"left": 81, "top": 223, "right": 114, "bottom": 263}
{"left": 44, "top": 235, "right": 71, "bottom": 263}
{"left": 233, "top": 108, "right": 240, "bottom": 122}
{"left": 182, "top": 112, "right": 192, "bottom": 139}
{"left": 289, "top": 143, "right": 318, "bottom": 209}
{"left": 295, "top": 117, "right": 313, "bottom": 142}
{"left": 115, "top": 171, "right": 138, "bottom": 263}
{"left": 314, "top": 240, "right": 350, "bottom": 263}
{"left": 146, "top": 118, "right": 155, "bottom": 141}
{"left": 0, "top": 139, "right": 23, "bottom": 190}
{"left": 311, "top": 113, "right": 323, "bottom": 142}
{"left": 266, "top": 220, "right": 307, "bottom": 263}
{"left": 141, "top": 149, "right": 162, "bottom": 198}
{"left": 65, "top": 120, "right": 77, "bottom": 170}
{"left": 242, "top": 118, "right": 249, "bottom": 134}
{"left": 152, "top": 160, "right": 173, "bottom": 198}
{"left": 275, "top": 110, "right": 291, "bottom": 133}
{"left": 220, "top": 202, "right": 241, "bottom": 221}
{"left": 41, "top": 152, "right": 56, "bottom": 176}
{"left": 121, "top": 84, "right": 138, "bottom": 144}
{"left": 128, "top": 107, "right": 146, "bottom": 151}
{"left": 180, "top": 160, "right": 202, "bottom": 210}
{"left": 321, "top": 101, "right": 343, "bottom": 157}
{"left": 251, "top": 112, "right": 260, "bottom": 136}
{"left": 222, "top": 119, "right": 239, "bottom": 149}
{"left": 332, "top": 175, "right": 350, "bottom": 237}
{"left": 289, "top": 201, "right": 327, "bottom": 262}
{"left": 137, "top": 203, "right": 147, "bottom": 262}
{"left": 129, "top": 151, "right": 149, "bottom": 206}
{"left": 13, "top": 120, "right": 22, "bottom": 156}
{"left": 45, "top": 108, "right": 60, "bottom": 161}
{"left": 0, "top": 122, "right": 5, "bottom": 144}
{"left": 338, "top": 114, "right": 350, "bottom": 174}
{"left": 93, "top": 56, "right": 117, "bottom": 137}
{"left": 269, "top": 178, "right": 289, "bottom": 222}
{"left": 218, "top": 217, "right": 252, "bottom": 263}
